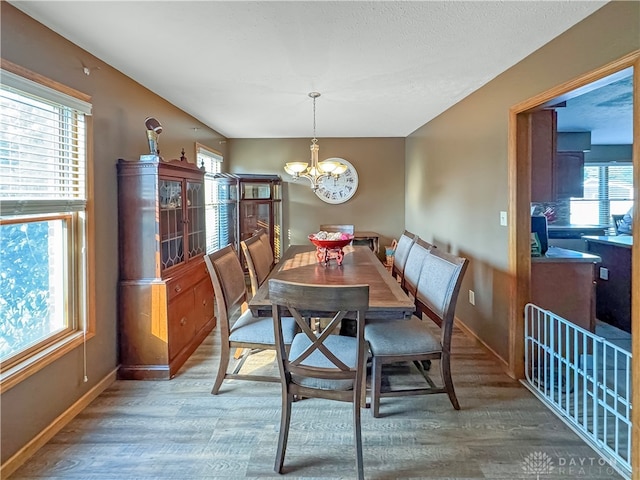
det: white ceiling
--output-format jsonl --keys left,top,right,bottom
{"left": 9, "top": 1, "right": 609, "bottom": 139}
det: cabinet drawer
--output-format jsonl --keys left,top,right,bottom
{"left": 168, "top": 289, "right": 196, "bottom": 360}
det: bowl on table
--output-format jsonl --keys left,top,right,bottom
{"left": 308, "top": 232, "right": 354, "bottom": 265}
{"left": 308, "top": 233, "right": 354, "bottom": 250}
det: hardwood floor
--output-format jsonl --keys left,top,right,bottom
{"left": 11, "top": 322, "right": 622, "bottom": 479}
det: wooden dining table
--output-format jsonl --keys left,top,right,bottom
{"left": 248, "top": 244, "right": 415, "bottom": 320}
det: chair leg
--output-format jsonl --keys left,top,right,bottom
{"left": 211, "top": 343, "right": 230, "bottom": 395}
{"left": 353, "top": 386, "right": 365, "bottom": 480}
{"left": 370, "top": 357, "right": 383, "bottom": 418}
{"left": 274, "top": 391, "right": 293, "bottom": 473}
{"left": 441, "top": 351, "right": 460, "bottom": 410}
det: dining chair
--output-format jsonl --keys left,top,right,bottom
{"left": 391, "top": 230, "right": 417, "bottom": 282}
{"left": 611, "top": 214, "right": 625, "bottom": 235}
{"left": 319, "top": 223, "right": 355, "bottom": 234}
{"left": 401, "top": 238, "right": 434, "bottom": 298}
{"left": 269, "top": 279, "right": 369, "bottom": 480}
{"left": 365, "top": 247, "right": 469, "bottom": 417}
{"left": 256, "top": 228, "right": 275, "bottom": 265}
{"left": 241, "top": 229, "right": 275, "bottom": 297}
{"left": 204, "top": 245, "right": 296, "bottom": 394}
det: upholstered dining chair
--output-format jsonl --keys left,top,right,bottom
{"left": 391, "top": 230, "right": 417, "bottom": 283}
{"left": 269, "top": 279, "right": 370, "bottom": 480}
{"left": 401, "top": 238, "right": 434, "bottom": 298}
{"left": 241, "top": 230, "right": 275, "bottom": 297}
{"left": 319, "top": 223, "right": 355, "bottom": 234}
{"left": 204, "top": 245, "right": 296, "bottom": 394}
{"left": 365, "top": 247, "right": 469, "bottom": 417}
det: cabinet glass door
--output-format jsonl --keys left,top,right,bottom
{"left": 240, "top": 201, "right": 272, "bottom": 241}
{"left": 187, "top": 180, "right": 206, "bottom": 259}
{"left": 159, "top": 179, "right": 184, "bottom": 269}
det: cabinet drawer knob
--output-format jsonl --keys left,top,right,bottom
{"left": 180, "top": 317, "right": 187, "bottom": 326}
{"left": 174, "top": 284, "right": 182, "bottom": 293}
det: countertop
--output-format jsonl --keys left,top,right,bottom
{"left": 583, "top": 235, "right": 633, "bottom": 248}
{"left": 532, "top": 246, "right": 601, "bottom": 263}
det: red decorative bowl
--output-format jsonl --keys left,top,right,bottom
{"left": 308, "top": 233, "right": 354, "bottom": 249}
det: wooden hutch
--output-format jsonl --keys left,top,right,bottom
{"left": 117, "top": 153, "right": 216, "bottom": 379}
{"left": 213, "top": 173, "right": 282, "bottom": 268}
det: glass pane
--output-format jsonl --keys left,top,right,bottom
{"left": 159, "top": 179, "right": 184, "bottom": 269}
{"left": 0, "top": 219, "right": 67, "bottom": 360}
{"left": 242, "top": 182, "right": 271, "bottom": 199}
{"left": 187, "top": 181, "right": 205, "bottom": 258}
{"left": 240, "top": 202, "right": 271, "bottom": 240}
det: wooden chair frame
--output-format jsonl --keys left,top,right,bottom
{"left": 204, "top": 245, "right": 288, "bottom": 394}
{"left": 241, "top": 229, "right": 275, "bottom": 297}
{"left": 366, "top": 247, "right": 468, "bottom": 417}
{"left": 269, "top": 279, "right": 369, "bottom": 480}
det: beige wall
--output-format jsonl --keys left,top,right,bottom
{"left": 229, "top": 137, "right": 405, "bottom": 255}
{"left": 0, "top": 3, "right": 226, "bottom": 464}
{"left": 405, "top": 1, "right": 640, "bottom": 362}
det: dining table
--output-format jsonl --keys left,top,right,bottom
{"left": 248, "top": 244, "right": 415, "bottom": 320}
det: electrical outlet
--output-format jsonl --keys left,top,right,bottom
{"left": 468, "top": 290, "right": 475, "bottom": 305}
{"left": 499, "top": 211, "right": 508, "bottom": 226}
{"left": 599, "top": 267, "right": 609, "bottom": 280}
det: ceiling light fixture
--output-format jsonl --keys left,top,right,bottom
{"left": 284, "top": 92, "right": 347, "bottom": 191}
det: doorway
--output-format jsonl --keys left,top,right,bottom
{"left": 508, "top": 50, "right": 639, "bottom": 478}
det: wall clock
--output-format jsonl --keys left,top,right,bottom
{"left": 315, "top": 158, "right": 359, "bottom": 204}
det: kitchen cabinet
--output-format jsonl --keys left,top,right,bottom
{"left": 530, "top": 109, "right": 557, "bottom": 202}
{"left": 584, "top": 236, "right": 632, "bottom": 333}
{"left": 530, "top": 110, "right": 584, "bottom": 201}
{"left": 555, "top": 151, "right": 584, "bottom": 198}
{"left": 117, "top": 154, "right": 216, "bottom": 379}
{"left": 531, "top": 246, "right": 600, "bottom": 333}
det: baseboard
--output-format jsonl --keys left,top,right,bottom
{"left": 454, "top": 317, "right": 510, "bottom": 372}
{"left": 1, "top": 368, "right": 118, "bottom": 479}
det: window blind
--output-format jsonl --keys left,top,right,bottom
{"left": 0, "top": 74, "right": 88, "bottom": 216}
{"left": 198, "top": 145, "right": 223, "bottom": 253}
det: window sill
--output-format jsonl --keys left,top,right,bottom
{"left": 0, "top": 330, "right": 95, "bottom": 393}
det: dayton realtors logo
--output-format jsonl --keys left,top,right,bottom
{"left": 522, "top": 451, "right": 554, "bottom": 479}
{"left": 522, "top": 451, "right": 617, "bottom": 478}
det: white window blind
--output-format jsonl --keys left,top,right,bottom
{"left": 570, "top": 163, "right": 633, "bottom": 225}
{"left": 198, "top": 144, "right": 223, "bottom": 253}
{"left": 0, "top": 73, "right": 87, "bottom": 216}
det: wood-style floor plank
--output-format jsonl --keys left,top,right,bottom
{"left": 10, "top": 323, "right": 623, "bottom": 479}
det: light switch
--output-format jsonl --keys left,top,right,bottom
{"left": 500, "top": 211, "right": 508, "bottom": 226}
{"left": 599, "top": 267, "right": 609, "bottom": 280}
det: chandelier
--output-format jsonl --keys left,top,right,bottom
{"left": 284, "top": 92, "right": 347, "bottom": 191}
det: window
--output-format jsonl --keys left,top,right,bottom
{"left": 197, "top": 143, "right": 223, "bottom": 253}
{"left": 570, "top": 163, "right": 633, "bottom": 226}
{"left": 0, "top": 62, "right": 93, "bottom": 389}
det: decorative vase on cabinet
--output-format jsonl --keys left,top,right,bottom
{"left": 117, "top": 154, "right": 216, "bottom": 379}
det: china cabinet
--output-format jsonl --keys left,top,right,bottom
{"left": 117, "top": 154, "right": 216, "bottom": 379}
{"left": 213, "top": 173, "right": 282, "bottom": 268}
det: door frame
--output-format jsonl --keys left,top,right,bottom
{"left": 507, "top": 49, "right": 639, "bottom": 475}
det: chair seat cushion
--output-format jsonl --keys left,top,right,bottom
{"left": 289, "top": 334, "right": 358, "bottom": 391}
{"left": 230, "top": 310, "right": 296, "bottom": 345}
{"left": 365, "top": 317, "right": 440, "bottom": 356}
